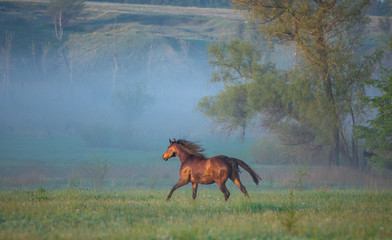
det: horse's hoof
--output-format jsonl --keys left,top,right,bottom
{"left": 166, "top": 198, "right": 170, "bottom": 202}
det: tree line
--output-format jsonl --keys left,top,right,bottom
{"left": 87, "top": 0, "right": 392, "bottom": 14}
{"left": 88, "top": 0, "right": 232, "bottom": 8}
{"left": 198, "top": 0, "right": 392, "bottom": 170}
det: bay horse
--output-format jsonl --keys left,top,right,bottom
{"left": 162, "top": 138, "right": 262, "bottom": 201}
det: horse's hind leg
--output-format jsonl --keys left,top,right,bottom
{"left": 217, "top": 182, "right": 230, "bottom": 201}
{"left": 192, "top": 183, "right": 198, "bottom": 200}
{"left": 231, "top": 176, "right": 249, "bottom": 197}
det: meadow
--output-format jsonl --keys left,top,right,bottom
{"left": 1, "top": 133, "right": 390, "bottom": 239}
{"left": 0, "top": 189, "right": 391, "bottom": 239}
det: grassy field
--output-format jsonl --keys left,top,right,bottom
{"left": 0, "top": 189, "right": 391, "bottom": 239}
{"left": 1, "top": 133, "right": 391, "bottom": 191}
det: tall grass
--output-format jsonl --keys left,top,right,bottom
{"left": 0, "top": 189, "right": 391, "bottom": 239}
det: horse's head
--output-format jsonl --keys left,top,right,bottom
{"left": 163, "top": 138, "right": 178, "bottom": 161}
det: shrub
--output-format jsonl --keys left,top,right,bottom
{"left": 82, "top": 154, "right": 111, "bottom": 190}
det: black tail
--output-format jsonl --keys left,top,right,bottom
{"left": 229, "top": 158, "right": 262, "bottom": 185}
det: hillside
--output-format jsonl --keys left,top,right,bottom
{"left": 0, "top": 0, "right": 244, "bottom": 82}
{"left": 0, "top": 0, "right": 250, "bottom": 140}
{"left": 1, "top": 0, "right": 388, "bottom": 83}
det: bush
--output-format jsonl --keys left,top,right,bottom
{"left": 82, "top": 154, "right": 111, "bottom": 190}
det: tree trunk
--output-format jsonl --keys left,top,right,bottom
{"left": 330, "top": 127, "right": 340, "bottom": 166}
{"left": 317, "top": 35, "right": 340, "bottom": 166}
{"left": 112, "top": 15, "right": 118, "bottom": 92}
{"left": 350, "top": 104, "right": 359, "bottom": 168}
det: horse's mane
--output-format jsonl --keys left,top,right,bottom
{"left": 175, "top": 139, "right": 206, "bottom": 159}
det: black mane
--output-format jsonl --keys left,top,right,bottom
{"left": 175, "top": 139, "right": 206, "bottom": 159}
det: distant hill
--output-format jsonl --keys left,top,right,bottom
{"left": 88, "top": 0, "right": 232, "bottom": 8}
{"left": 0, "top": 0, "right": 245, "bottom": 86}
{"left": 0, "top": 0, "right": 388, "bottom": 86}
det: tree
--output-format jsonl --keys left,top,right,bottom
{"left": 112, "top": 15, "right": 118, "bottom": 92}
{"left": 199, "top": 0, "right": 382, "bottom": 166}
{"left": 47, "top": 0, "right": 85, "bottom": 85}
{"left": 48, "top": 0, "right": 85, "bottom": 31}
{"left": 198, "top": 40, "right": 327, "bottom": 163}
{"left": 234, "top": 0, "right": 374, "bottom": 165}
{"left": 356, "top": 39, "right": 392, "bottom": 170}
{"left": 0, "top": 31, "right": 13, "bottom": 92}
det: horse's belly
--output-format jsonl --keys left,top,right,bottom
{"left": 191, "top": 175, "right": 214, "bottom": 184}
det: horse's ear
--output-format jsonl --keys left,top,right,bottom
{"left": 169, "top": 139, "right": 172, "bottom": 144}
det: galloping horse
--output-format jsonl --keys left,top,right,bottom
{"left": 162, "top": 139, "right": 262, "bottom": 201}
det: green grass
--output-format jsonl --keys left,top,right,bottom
{"left": 1, "top": 133, "right": 391, "bottom": 191}
{"left": 0, "top": 189, "right": 391, "bottom": 239}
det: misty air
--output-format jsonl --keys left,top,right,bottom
{"left": 0, "top": 0, "right": 391, "bottom": 239}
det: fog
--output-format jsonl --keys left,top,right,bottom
{"left": 0, "top": 27, "right": 259, "bottom": 190}
{"left": 0, "top": 50, "right": 225, "bottom": 147}
{"left": 1, "top": 1, "right": 391, "bottom": 191}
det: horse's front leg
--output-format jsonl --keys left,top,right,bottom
{"left": 192, "top": 182, "right": 198, "bottom": 200}
{"left": 166, "top": 178, "right": 189, "bottom": 201}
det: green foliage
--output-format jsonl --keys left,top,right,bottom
{"left": 31, "top": 187, "right": 49, "bottom": 201}
{"left": 277, "top": 189, "right": 301, "bottom": 233}
{"left": 356, "top": 45, "right": 392, "bottom": 169}
{"left": 198, "top": 40, "right": 288, "bottom": 137}
{"left": 233, "top": 0, "right": 370, "bottom": 46}
{"left": 82, "top": 154, "right": 111, "bottom": 190}
{"left": 199, "top": 1, "right": 383, "bottom": 166}
{"left": 365, "top": 71, "right": 392, "bottom": 153}
{"left": 68, "top": 172, "right": 83, "bottom": 190}
{"left": 199, "top": 40, "right": 326, "bottom": 162}
{"left": 291, "top": 165, "right": 310, "bottom": 191}
{"left": 111, "top": 82, "right": 152, "bottom": 121}
{"left": 198, "top": 84, "right": 250, "bottom": 137}
{"left": 207, "top": 39, "right": 263, "bottom": 84}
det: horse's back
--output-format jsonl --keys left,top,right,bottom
{"left": 208, "top": 155, "right": 232, "bottom": 173}
{"left": 209, "top": 155, "right": 229, "bottom": 162}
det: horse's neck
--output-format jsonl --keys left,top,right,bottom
{"left": 177, "top": 149, "right": 190, "bottom": 163}
{"left": 176, "top": 146, "right": 193, "bottom": 163}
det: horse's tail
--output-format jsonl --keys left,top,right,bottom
{"left": 229, "top": 158, "right": 262, "bottom": 185}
